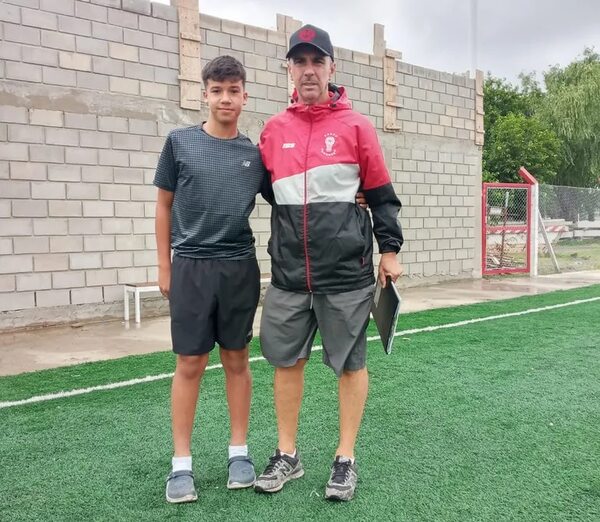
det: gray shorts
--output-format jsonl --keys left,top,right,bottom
{"left": 259, "top": 285, "right": 374, "bottom": 377}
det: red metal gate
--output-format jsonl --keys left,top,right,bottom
{"left": 482, "top": 183, "right": 532, "bottom": 275}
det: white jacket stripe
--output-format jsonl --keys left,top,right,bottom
{"left": 272, "top": 163, "right": 360, "bottom": 205}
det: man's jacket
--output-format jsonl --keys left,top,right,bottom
{"left": 259, "top": 85, "right": 403, "bottom": 294}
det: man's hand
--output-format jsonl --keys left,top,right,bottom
{"left": 378, "top": 252, "right": 403, "bottom": 288}
{"left": 158, "top": 264, "right": 171, "bottom": 299}
{"left": 355, "top": 191, "right": 368, "bottom": 209}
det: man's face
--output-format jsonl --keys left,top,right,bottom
{"left": 288, "top": 47, "right": 336, "bottom": 105}
{"left": 203, "top": 78, "right": 247, "bottom": 125}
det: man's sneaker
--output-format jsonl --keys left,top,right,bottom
{"left": 324, "top": 456, "right": 358, "bottom": 501}
{"left": 165, "top": 470, "right": 198, "bottom": 503}
{"left": 227, "top": 455, "right": 256, "bottom": 489}
{"left": 254, "top": 450, "right": 304, "bottom": 493}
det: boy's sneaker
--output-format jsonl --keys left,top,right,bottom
{"left": 254, "top": 449, "right": 304, "bottom": 493}
{"left": 165, "top": 470, "right": 198, "bottom": 503}
{"left": 227, "top": 455, "right": 256, "bottom": 489}
{"left": 324, "top": 456, "right": 358, "bottom": 501}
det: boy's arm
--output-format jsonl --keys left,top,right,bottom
{"left": 155, "top": 188, "right": 174, "bottom": 298}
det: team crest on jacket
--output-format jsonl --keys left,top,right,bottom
{"left": 321, "top": 133, "right": 338, "bottom": 157}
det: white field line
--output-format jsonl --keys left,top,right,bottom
{"left": 1, "top": 296, "right": 599, "bottom": 410}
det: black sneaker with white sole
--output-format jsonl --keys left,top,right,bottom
{"left": 324, "top": 456, "right": 358, "bottom": 501}
{"left": 254, "top": 449, "right": 304, "bottom": 493}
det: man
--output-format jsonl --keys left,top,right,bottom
{"left": 254, "top": 24, "right": 404, "bottom": 501}
{"left": 154, "top": 56, "right": 272, "bottom": 503}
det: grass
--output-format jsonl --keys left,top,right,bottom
{"left": 1, "top": 285, "right": 599, "bottom": 521}
{"left": 539, "top": 238, "right": 600, "bottom": 274}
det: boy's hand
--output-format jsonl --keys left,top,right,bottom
{"left": 355, "top": 191, "right": 368, "bottom": 209}
{"left": 378, "top": 252, "right": 403, "bottom": 288}
{"left": 158, "top": 265, "right": 171, "bottom": 299}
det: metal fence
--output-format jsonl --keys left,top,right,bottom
{"left": 537, "top": 184, "right": 600, "bottom": 274}
{"left": 482, "top": 183, "right": 531, "bottom": 275}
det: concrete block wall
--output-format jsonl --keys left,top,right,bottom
{"left": 0, "top": 0, "right": 482, "bottom": 329}
{"left": 384, "top": 63, "right": 481, "bottom": 279}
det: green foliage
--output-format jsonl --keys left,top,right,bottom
{"left": 483, "top": 48, "right": 600, "bottom": 188}
{"left": 483, "top": 76, "right": 532, "bottom": 130}
{"left": 483, "top": 113, "right": 561, "bottom": 183}
{"left": 539, "top": 48, "right": 600, "bottom": 187}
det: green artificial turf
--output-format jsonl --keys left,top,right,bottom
{"left": 0, "top": 285, "right": 599, "bottom": 521}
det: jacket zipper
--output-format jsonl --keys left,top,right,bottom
{"left": 303, "top": 109, "right": 313, "bottom": 295}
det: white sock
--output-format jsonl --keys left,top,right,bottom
{"left": 280, "top": 449, "right": 296, "bottom": 458}
{"left": 337, "top": 455, "right": 355, "bottom": 464}
{"left": 172, "top": 455, "right": 192, "bottom": 472}
{"left": 228, "top": 444, "right": 248, "bottom": 459}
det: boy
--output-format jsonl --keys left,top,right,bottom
{"left": 154, "top": 55, "right": 271, "bottom": 503}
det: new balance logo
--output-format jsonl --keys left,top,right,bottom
{"left": 242, "top": 160, "right": 251, "bottom": 167}
{"left": 282, "top": 143, "right": 296, "bottom": 149}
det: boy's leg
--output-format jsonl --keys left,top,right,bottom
{"left": 219, "top": 346, "right": 251, "bottom": 446}
{"left": 220, "top": 346, "right": 256, "bottom": 489}
{"left": 166, "top": 256, "right": 218, "bottom": 503}
{"left": 215, "top": 258, "right": 260, "bottom": 448}
{"left": 171, "top": 354, "right": 210, "bottom": 457}
{"left": 215, "top": 259, "right": 260, "bottom": 489}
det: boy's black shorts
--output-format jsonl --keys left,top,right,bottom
{"left": 169, "top": 255, "right": 260, "bottom": 355}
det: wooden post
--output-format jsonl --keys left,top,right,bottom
{"left": 171, "top": 0, "right": 202, "bottom": 110}
{"left": 373, "top": 24, "right": 402, "bottom": 132}
{"left": 475, "top": 69, "right": 484, "bottom": 145}
{"left": 277, "top": 14, "right": 302, "bottom": 104}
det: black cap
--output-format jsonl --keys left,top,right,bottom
{"left": 286, "top": 24, "right": 334, "bottom": 61}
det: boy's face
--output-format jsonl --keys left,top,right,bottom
{"left": 288, "top": 47, "right": 335, "bottom": 105}
{"left": 203, "top": 78, "right": 247, "bottom": 125}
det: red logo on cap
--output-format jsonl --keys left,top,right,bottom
{"left": 299, "top": 28, "right": 316, "bottom": 42}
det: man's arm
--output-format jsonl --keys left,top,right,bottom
{"left": 356, "top": 120, "right": 404, "bottom": 287}
{"left": 155, "top": 188, "right": 174, "bottom": 298}
{"left": 259, "top": 167, "right": 274, "bottom": 205}
{"left": 367, "top": 186, "right": 404, "bottom": 287}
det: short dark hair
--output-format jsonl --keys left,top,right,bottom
{"left": 201, "top": 55, "right": 246, "bottom": 87}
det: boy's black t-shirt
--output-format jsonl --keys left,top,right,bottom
{"left": 154, "top": 125, "right": 270, "bottom": 259}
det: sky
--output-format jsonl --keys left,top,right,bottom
{"left": 156, "top": 0, "right": 599, "bottom": 85}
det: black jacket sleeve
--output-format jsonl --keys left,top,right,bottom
{"left": 363, "top": 183, "right": 403, "bottom": 254}
{"left": 259, "top": 167, "right": 274, "bottom": 205}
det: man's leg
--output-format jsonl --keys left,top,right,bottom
{"left": 255, "top": 286, "right": 315, "bottom": 493}
{"left": 316, "top": 286, "right": 373, "bottom": 501}
{"left": 254, "top": 359, "right": 307, "bottom": 493}
{"left": 336, "top": 367, "right": 368, "bottom": 459}
{"left": 275, "top": 358, "right": 307, "bottom": 454}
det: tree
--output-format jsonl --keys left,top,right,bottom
{"left": 483, "top": 76, "right": 532, "bottom": 131}
{"left": 484, "top": 113, "right": 561, "bottom": 184}
{"left": 539, "top": 48, "right": 600, "bottom": 188}
{"left": 483, "top": 75, "right": 559, "bottom": 183}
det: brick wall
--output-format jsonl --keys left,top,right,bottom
{"left": 0, "top": 0, "right": 482, "bottom": 329}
